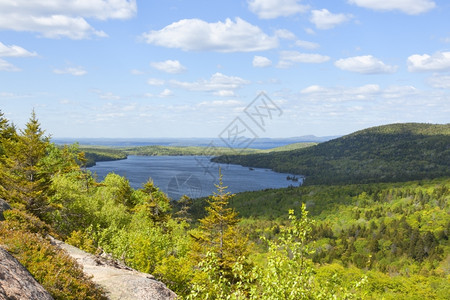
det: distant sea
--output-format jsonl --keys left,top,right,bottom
{"left": 54, "top": 136, "right": 337, "bottom": 149}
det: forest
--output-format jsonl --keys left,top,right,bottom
{"left": 212, "top": 123, "right": 450, "bottom": 185}
{"left": 0, "top": 111, "right": 449, "bottom": 299}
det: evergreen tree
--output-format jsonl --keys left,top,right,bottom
{"left": 0, "top": 110, "right": 51, "bottom": 218}
{"left": 190, "top": 172, "right": 250, "bottom": 280}
{"left": 138, "top": 179, "right": 172, "bottom": 223}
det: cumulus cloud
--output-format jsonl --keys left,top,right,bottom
{"left": 248, "top": 0, "right": 309, "bottom": 19}
{"left": 335, "top": 55, "right": 398, "bottom": 74}
{"left": 150, "top": 60, "right": 186, "bottom": 74}
{"left": 0, "top": 59, "right": 20, "bottom": 72}
{"left": 427, "top": 74, "right": 450, "bottom": 89}
{"left": 0, "top": 42, "right": 37, "bottom": 72}
{"left": 278, "top": 50, "right": 330, "bottom": 68}
{"left": 310, "top": 9, "right": 352, "bottom": 30}
{"left": 0, "top": 42, "right": 37, "bottom": 57}
{"left": 295, "top": 40, "right": 320, "bottom": 50}
{"left": 275, "top": 29, "right": 296, "bottom": 40}
{"left": 159, "top": 89, "right": 173, "bottom": 97}
{"left": 170, "top": 72, "right": 250, "bottom": 96}
{"left": 0, "top": 0, "right": 136, "bottom": 39}
{"left": 141, "top": 17, "right": 278, "bottom": 52}
{"left": 253, "top": 56, "right": 272, "bottom": 67}
{"left": 348, "top": 0, "right": 435, "bottom": 15}
{"left": 53, "top": 66, "right": 87, "bottom": 76}
{"left": 407, "top": 51, "right": 450, "bottom": 72}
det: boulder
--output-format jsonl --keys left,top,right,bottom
{"left": 51, "top": 238, "right": 177, "bottom": 300}
{"left": 0, "top": 199, "right": 11, "bottom": 221}
{"left": 0, "top": 247, "right": 54, "bottom": 300}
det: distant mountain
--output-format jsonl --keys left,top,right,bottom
{"left": 212, "top": 123, "right": 450, "bottom": 185}
{"left": 53, "top": 136, "right": 336, "bottom": 149}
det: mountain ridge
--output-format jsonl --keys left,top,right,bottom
{"left": 212, "top": 123, "right": 450, "bottom": 185}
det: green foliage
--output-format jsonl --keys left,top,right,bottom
{"left": 213, "top": 123, "right": 450, "bottom": 185}
{"left": 253, "top": 205, "right": 318, "bottom": 299}
{"left": 1, "top": 110, "right": 449, "bottom": 299}
{"left": 190, "top": 173, "right": 251, "bottom": 279}
{"left": 0, "top": 111, "right": 54, "bottom": 220}
{"left": 0, "top": 210, "right": 106, "bottom": 300}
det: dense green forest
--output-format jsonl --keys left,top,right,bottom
{"left": 212, "top": 123, "right": 450, "bottom": 185}
{"left": 1, "top": 111, "right": 449, "bottom": 299}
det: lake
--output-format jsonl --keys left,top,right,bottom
{"left": 88, "top": 156, "right": 302, "bottom": 200}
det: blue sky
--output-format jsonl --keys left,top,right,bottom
{"left": 0, "top": 0, "right": 449, "bottom": 138}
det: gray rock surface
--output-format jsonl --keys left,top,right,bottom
{"left": 0, "top": 247, "right": 54, "bottom": 300}
{"left": 0, "top": 199, "right": 11, "bottom": 221}
{"left": 51, "top": 238, "right": 177, "bottom": 300}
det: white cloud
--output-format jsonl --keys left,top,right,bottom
{"left": 53, "top": 66, "right": 87, "bottom": 76}
{"left": 299, "top": 84, "right": 421, "bottom": 101}
{"left": 141, "top": 18, "right": 278, "bottom": 52}
{"left": 0, "top": 42, "right": 37, "bottom": 57}
{"left": 248, "top": 0, "right": 309, "bottom": 19}
{"left": 144, "top": 89, "right": 174, "bottom": 98}
{"left": 428, "top": 74, "right": 450, "bottom": 89}
{"left": 147, "top": 78, "right": 165, "bottom": 86}
{"left": 0, "top": 0, "right": 137, "bottom": 39}
{"left": 159, "top": 89, "right": 173, "bottom": 97}
{"left": 382, "top": 85, "right": 418, "bottom": 98}
{"left": 0, "top": 59, "right": 20, "bottom": 72}
{"left": 275, "top": 29, "right": 296, "bottom": 40}
{"left": 253, "top": 56, "right": 272, "bottom": 67}
{"left": 305, "top": 28, "right": 315, "bottom": 35}
{"left": 300, "top": 85, "right": 327, "bottom": 93}
{"left": 198, "top": 99, "right": 243, "bottom": 107}
{"left": 335, "top": 55, "right": 397, "bottom": 74}
{"left": 407, "top": 51, "right": 450, "bottom": 72}
{"left": 278, "top": 50, "right": 330, "bottom": 68}
{"left": 170, "top": 72, "right": 250, "bottom": 96}
{"left": 150, "top": 60, "right": 186, "bottom": 74}
{"left": 213, "top": 90, "right": 237, "bottom": 97}
{"left": 295, "top": 40, "right": 320, "bottom": 50}
{"left": 348, "top": 0, "right": 435, "bottom": 15}
{"left": 310, "top": 9, "right": 352, "bottom": 30}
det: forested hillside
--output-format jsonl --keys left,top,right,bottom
{"left": 1, "top": 111, "right": 449, "bottom": 299}
{"left": 212, "top": 123, "right": 450, "bottom": 185}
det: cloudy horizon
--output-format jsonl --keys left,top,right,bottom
{"left": 0, "top": 0, "right": 449, "bottom": 138}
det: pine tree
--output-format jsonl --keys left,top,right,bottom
{"left": 139, "top": 179, "right": 172, "bottom": 223}
{"left": 190, "top": 172, "right": 250, "bottom": 277}
{"left": 1, "top": 110, "right": 51, "bottom": 218}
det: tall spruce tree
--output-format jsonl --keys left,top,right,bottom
{"left": 190, "top": 172, "right": 250, "bottom": 278}
{"left": 1, "top": 110, "right": 51, "bottom": 218}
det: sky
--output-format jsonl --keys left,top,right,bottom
{"left": 0, "top": 0, "right": 449, "bottom": 139}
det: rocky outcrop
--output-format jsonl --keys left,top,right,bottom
{"left": 0, "top": 199, "right": 11, "bottom": 221}
{"left": 51, "top": 238, "right": 177, "bottom": 300}
{"left": 0, "top": 247, "right": 54, "bottom": 300}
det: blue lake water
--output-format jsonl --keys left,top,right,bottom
{"left": 88, "top": 156, "right": 302, "bottom": 200}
